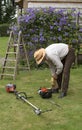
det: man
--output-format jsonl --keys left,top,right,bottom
{"left": 34, "top": 43, "right": 75, "bottom": 98}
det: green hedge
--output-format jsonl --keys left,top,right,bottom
{"left": 0, "top": 24, "right": 10, "bottom": 37}
{"left": 11, "top": 8, "right": 81, "bottom": 68}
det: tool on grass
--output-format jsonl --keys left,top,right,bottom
{"left": 6, "top": 83, "right": 16, "bottom": 93}
{"left": 38, "top": 87, "right": 62, "bottom": 109}
{"left": 14, "top": 91, "right": 42, "bottom": 115}
{"left": 38, "top": 87, "right": 52, "bottom": 98}
{"left": 6, "top": 84, "right": 52, "bottom": 115}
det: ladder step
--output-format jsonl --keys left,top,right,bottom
{"left": 6, "top": 52, "right": 17, "bottom": 54}
{"left": 2, "top": 66, "right": 15, "bottom": 69}
{"left": 9, "top": 44, "right": 18, "bottom": 47}
{"left": 1, "top": 74, "right": 14, "bottom": 76}
{"left": 9, "top": 44, "right": 23, "bottom": 47}
{"left": 4, "top": 59, "right": 16, "bottom": 62}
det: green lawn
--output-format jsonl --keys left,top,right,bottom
{"left": 0, "top": 37, "right": 82, "bottom": 130}
{"left": 0, "top": 37, "right": 8, "bottom": 57}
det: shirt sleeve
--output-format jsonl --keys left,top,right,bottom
{"left": 47, "top": 54, "right": 63, "bottom": 75}
{"left": 54, "top": 56, "right": 63, "bottom": 75}
{"left": 46, "top": 61, "right": 57, "bottom": 77}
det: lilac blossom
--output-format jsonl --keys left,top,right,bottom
{"left": 64, "top": 32, "right": 69, "bottom": 36}
{"left": 58, "top": 36, "right": 62, "bottom": 41}
{"left": 79, "top": 28, "right": 82, "bottom": 32}
{"left": 50, "top": 25, "right": 54, "bottom": 30}
{"left": 58, "top": 27, "right": 61, "bottom": 31}
{"left": 11, "top": 7, "right": 79, "bottom": 66}
{"left": 39, "top": 36, "right": 45, "bottom": 42}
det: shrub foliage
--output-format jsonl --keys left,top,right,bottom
{"left": 0, "top": 24, "right": 9, "bottom": 36}
{"left": 11, "top": 7, "right": 81, "bottom": 67}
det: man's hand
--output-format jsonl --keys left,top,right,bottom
{"left": 53, "top": 74, "right": 57, "bottom": 80}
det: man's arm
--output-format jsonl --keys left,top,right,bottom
{"left": 47, "top": 54, "right": 63, "bottom": 77}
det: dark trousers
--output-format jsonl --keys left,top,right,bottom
{"left": 57, "top": 48, "right": 75, "bottom": 94}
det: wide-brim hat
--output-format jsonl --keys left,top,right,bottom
{"left": 34, "top": 48, "right": 45, "bottom": 65}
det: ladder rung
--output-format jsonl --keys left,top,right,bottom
{"left": 1, "top": 74, "right": 14, "bottom": 76}
{"left": 4, "top": 59, "right": 16, "bottom": 62}
{"left": 9, "top": 44, "right": 23, "bottom": 47}
{"left": 6, "top": 52, "right": 17, "bottom": 54}
{"left": 9, "top": 44, "right": 18, "bottom": 47}
{"left": 2, "top": 66, "right": 15, "bottom": 69}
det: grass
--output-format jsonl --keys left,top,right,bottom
{"left": 0, "top": 37, "right": 82, "bottom": 130}
{"left": 0, "top": 37, "right": 8, "bottom": 57}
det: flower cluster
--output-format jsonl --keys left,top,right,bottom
{"left": 18, "top": 8, "right": 79, "bottom": 47}
{"left": 12, "top": 7, "right": 82, "bottom": 67}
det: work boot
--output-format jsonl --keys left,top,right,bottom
{"left": 58, "top": 92, "right": 67, "bottom": 98}
{"left": 51, "top": 88, "right": 59, "bottom": 93}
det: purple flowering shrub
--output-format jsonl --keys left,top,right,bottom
{"left": 12, "top": 7, "right": 81, "bottom": 68}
